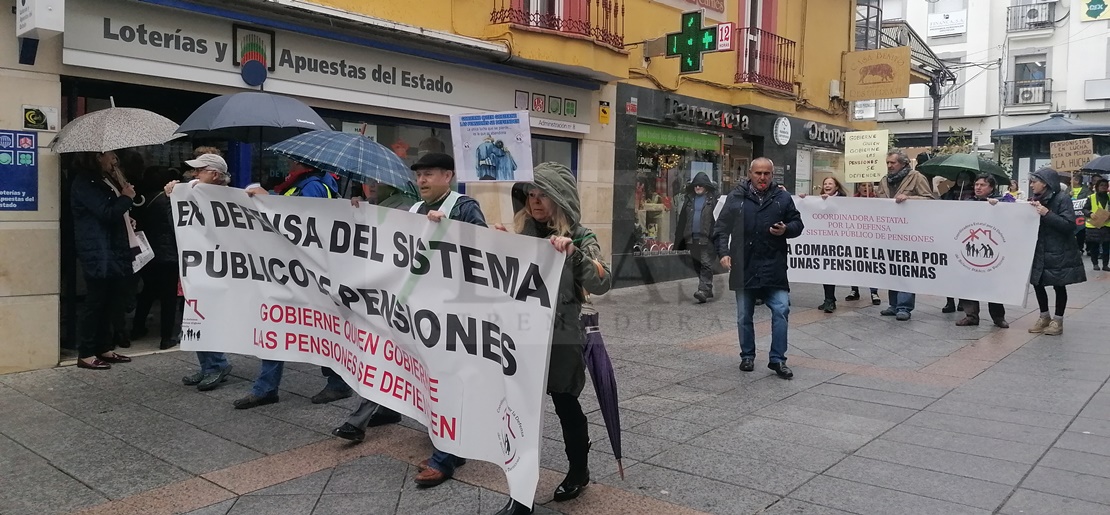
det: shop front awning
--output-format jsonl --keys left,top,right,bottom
{"left": 992, "top": 113, "right": 1110, "bottom": 138}
{"left": 880, "top": 20, "right": 955, "bottom": 84}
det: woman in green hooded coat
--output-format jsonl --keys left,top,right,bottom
{"left": 494, "top": 162, "right": 612, "bottom": 515}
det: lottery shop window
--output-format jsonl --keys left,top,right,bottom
{"left": 634, "top": 138, "right": 721, "bottom": 254}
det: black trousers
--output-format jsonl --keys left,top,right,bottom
{"left": 551, "top": 392, "right": 590, "bottom": 472}
{"left": 688, "top": 242, "right": 715, "bottom": 294}
{"left": 959, "top": 299, "right": 1005, "bottom": 321}
{"left": 133, "top": 262, "right": 181, "bottom": 340}
{"left": 78, "top": 275, "right": 131, "bottom": 359}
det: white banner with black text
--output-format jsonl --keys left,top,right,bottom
{"left": 172, "top": 184, "right": 564, "bottom": 507}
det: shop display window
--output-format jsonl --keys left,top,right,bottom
{"left": 634, "top": 142, "right": 721, "bottom": 254}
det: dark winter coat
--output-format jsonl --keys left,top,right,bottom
{"left": 1030, "top": 168, "right": 1087, "bottom": 287}
{"left": 512, "top": 163, "right": 612, "bottom": 396}
{"left": 711, "top": 179, "right": 804, "bottom": 291}
{"left": 674, "top": 172, "right": 719, "bottom": 249}
{"left": 133, "top": 191, "right": 177, "bottom": 264}
{"left": 71, "top": 170, "right": 135, "bottom": 279}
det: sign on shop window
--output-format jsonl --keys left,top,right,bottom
{"left": 0, "top": 131, "right": 38, "bottom": 211}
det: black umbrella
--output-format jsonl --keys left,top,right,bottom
{"left": 177, "top": 91, "right": 329, "bottom": 141}
{"left": 581, "top": 313, "right": 623, "bottom": 479}
{"left": 1082, "top": 155, "right": 1110, "bottom": 174}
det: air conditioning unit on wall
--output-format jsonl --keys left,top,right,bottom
{"left": 1025, "top": 3, "right": 1053, "bottom": 26}
{"left": 1017, "top": 85, "right": 1044, "bottom": 105}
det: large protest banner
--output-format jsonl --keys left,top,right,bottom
{"left": 171, "top": 184, "right": 564, "bottom": 507}
{"left": 788, "top": 196, "right": 1038, "bottom": 305}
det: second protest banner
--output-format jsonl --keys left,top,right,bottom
{"left": 788, "top": 196, "right": 1038, "bottom": 305}
{"left": 172, "top": 184, "right": 563, "bottom": 507}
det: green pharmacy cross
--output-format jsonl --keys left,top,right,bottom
{"left": 666, "top": 11, "right": 720, "bottom": 74}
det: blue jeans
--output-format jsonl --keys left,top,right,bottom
{"left": 196, "top": 352, "right": 228, "bottom": 374}
{"left": 251, "top": 360, "right": 352, "bottom": 397}
{"left": 888, "top": 290, "right": 916, "bottom": 314}
{"left": 736, "top": 288, "right": 790, "bottom": 364}
{"left": 428, "top": 449, "right": 464, "bottom": 476}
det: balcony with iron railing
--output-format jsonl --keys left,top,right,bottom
{"left": 490, "top": 0, "right": 625, "bottom": 49}
{"left": 734, "top": 27, "right": 796, "bottom": 95}
{"left": 1004, "top": 79, "right": 1053, "bottom": 107}
{"left": 1007, "top": 3, "right": 1055, "bottom": 34}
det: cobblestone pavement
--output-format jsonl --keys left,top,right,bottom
{"left": 5, "top": 274, "right": 1110, "bottom": 515}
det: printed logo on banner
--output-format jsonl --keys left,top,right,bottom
{"left": 181, "top": 298, "right": 207, "bottom": 342}
{"left": 955, "top": 223, "right": 1005, "bottom": 272}
{"left": 497, "top": 398, "right": 524, "bottom": 468}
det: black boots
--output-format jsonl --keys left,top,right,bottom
{"left": 942, "top": 298, "right": 957, "bottom": 313}
{"left": 494, "top": 500, "right": 533, "bottom": 515}
{"left": 551, "top": 393, "right": 591, "bottom": 502}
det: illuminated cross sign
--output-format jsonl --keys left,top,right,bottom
{"left": 665, "top": 10, "right": 728, "bottom": 74}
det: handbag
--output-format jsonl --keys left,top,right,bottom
{"left": 125, "top": 214, "right": 155, "bottom": 273}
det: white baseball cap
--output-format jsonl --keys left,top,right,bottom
{"left": 185, "top": 153, "right": 228, "bottom": 175}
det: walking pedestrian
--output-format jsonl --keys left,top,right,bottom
{"left": 1028, "top": 167, "right": 1087, "bottom": 336}
{"left": 492, "top": 162, "right": 612, "bottom": 515}
{"left": 70, "top": 151, "right": 135, "bottom": 370}
{"left": 878, "top": 150, "right": 935, "bottom": 321}
{"left": 1070, "top": 173, "right": 1092, "bottom": 260}
{"left": 674, "top": 172, "right": 719, "bottom": 303}
{"left": 1082, "top": 178, "right": 1110, "bottom": 271}
{"left": 956, "top": 174, "right": 1012, "bottom": 328}
{"left": 234, "top": 159, "right": 353, "bottom": 409}
{"left": 712, "top": 157, "right": 803, "bottom": 379}
{"left": 163, "top": 154, "right": 234, "bottom": 390}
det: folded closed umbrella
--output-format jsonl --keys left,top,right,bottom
{"left": 266, "top": 131, "right": 415, "bottom": 194}
{"left": 50, "top": 107, "right": 182, "bottom": 153}
{"left": 916, "top": 153, "right": 1010, "bottom": 182}
{"left": 582, "top": 313, "right": 624, "bottom": 480}
{"left": 177, "top": 92, "right": 328, "bottom": 141}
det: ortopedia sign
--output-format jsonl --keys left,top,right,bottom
{"left": 172, "top": 184, "right": 565, "bottom": 507}
{"left": 789, "top": 196, "right": 1038, "bottom": 305}
{"left": 62, "top": 0, "right": 586, "bottom": 122}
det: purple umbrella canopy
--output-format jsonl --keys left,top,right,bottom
{"left": 582, "top": 312, "right": 623, "bottom": 479}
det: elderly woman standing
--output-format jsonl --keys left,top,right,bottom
{"left": 1028, "top": 167, "right": 1087, "bottom": 336}
{"left": 493, "top": 162, "right": 612, "bottom": 515}
{"left": 70, "top": 151, "right": 136, "bottom": 369}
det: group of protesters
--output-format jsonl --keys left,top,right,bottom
{"left": 69, "top": 142, "right": 608, "bottom": 515}
{"left": 672, "top": 148, "right": 1089, "bottom": 383}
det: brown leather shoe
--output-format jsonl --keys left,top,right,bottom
{"left": 417, "top": 459, "right": 430, "bottom": 471}
{"left": 955, "top": 316, "right": 979, "bottom": 327}
{"left": 413, "top": 467, "right": 449, "bottom": 487}
{"left": 97, "top": 352, "right": 132, "bottom": 363}
{"left": 77, "top": 358, "right": 111, "bottom": 370}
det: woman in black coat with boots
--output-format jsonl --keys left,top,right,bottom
{"left": 1027, "top": 167, "right": 1087, "bottom": 336}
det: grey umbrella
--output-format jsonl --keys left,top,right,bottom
{"left": 176, "top": 92, "right": 329, "bottom": 141}
{"left": 50, "top": 107, "right": 183, "bottom": 153}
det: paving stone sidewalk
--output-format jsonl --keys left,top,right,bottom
{"left": 4, "top": 275, "right": 1110, "bottom": 515}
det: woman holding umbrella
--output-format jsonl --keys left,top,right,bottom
{"left": 492, "top": 162, "right": 612, "bottom": 515}
{"left": 70, "top": 151, "right": 136, "bottom": 369}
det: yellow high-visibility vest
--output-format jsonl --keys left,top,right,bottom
{"left": 1086, "top": 194, "right": 1110, "bottom": 229}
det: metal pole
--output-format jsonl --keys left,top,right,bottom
{"left": 930, "top": 74, "right": 942, "bottom": 151}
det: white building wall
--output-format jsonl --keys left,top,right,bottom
{"left": 876, "top": 0, "right": 1110, "bottom": 145}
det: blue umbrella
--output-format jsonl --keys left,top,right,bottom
{"left": 266, "top": 131, "right": 416, "bottom": 194}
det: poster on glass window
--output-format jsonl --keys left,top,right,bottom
{"left": 449, "top": 110, "right": 534, "bottom": 182}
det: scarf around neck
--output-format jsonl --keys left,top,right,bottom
{"left": 886, "top": 167, "right": 910, "bottom": 187}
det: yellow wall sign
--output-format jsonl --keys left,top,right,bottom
{"left": 1081, "top": 0, "right": 1110, "bottom": 22}
{"left": 842, "top": 47, "right": 911, "bottom": 102}
{"left": 599, "top": 101, "right": 611, "bottom": 125}
{"left": 1051, "top": 138, "right": 1094, "bottom": 173}
{"left": 845, "top": 129, "right": 889, "bottom": 183}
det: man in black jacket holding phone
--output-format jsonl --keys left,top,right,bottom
{"left": 711, "top": 157, "right": 804, "bottom": 379}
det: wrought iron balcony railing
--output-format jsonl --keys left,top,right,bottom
{"left": 1004, "top": 79, "right": 1053, "bottom": 106}
{"left": 490, "top": 0, "right": 625, "bottom": 49}
{"left": 734, "top": 27, "right": 796, "bottom": 94}
{"left": 1007, "top": 3, "right": 1055, "bottom": 33}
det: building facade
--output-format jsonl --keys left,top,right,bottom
{"left": 874, "top": 0, "right": 1110, "bottom": 151}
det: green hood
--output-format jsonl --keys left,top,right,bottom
{"left": 511, "top": 162, "right": 581, "bottom": 226}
